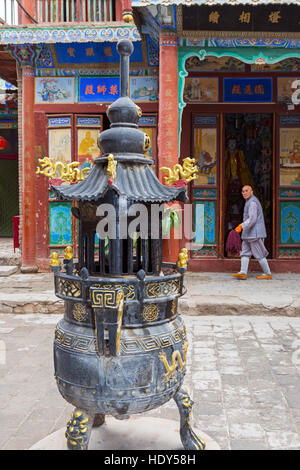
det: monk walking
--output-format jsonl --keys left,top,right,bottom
{"left": 232, "top": 185, "right": 272, "bottom": 280}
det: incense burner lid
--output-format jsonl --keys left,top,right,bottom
{"left": 106, "top": 97, "right": 141, "bottom": 126}
{"left": 98, "top": 125, "right": 146, "bottom": 155}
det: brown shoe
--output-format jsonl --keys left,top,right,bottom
{"left": 256, "top": 274, "right": 272, "bottom": 280}
{"left": 232, "top": 273, "right": 247, "bottom": 280}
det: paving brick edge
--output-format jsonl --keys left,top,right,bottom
{"left": 0, "top": 297, "right": 299, "bottom": 316}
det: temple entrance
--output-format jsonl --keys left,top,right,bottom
{"left": 223, "top": 113, "right": 273, "bottom": 257}
{"left": 0, "top": 158, "right": 19, "bottom": 236}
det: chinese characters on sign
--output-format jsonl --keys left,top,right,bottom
{"left": 79, "top": 77, "right": 120, "bottom": 103}
{"left": 54, "top": 42, "right": 143, "bottom": 65}
{"left": 182, "top": 5, "right": 300, "bottom": 34}
{"left": 223, "top": 78, "right": 273, "bottom": 103}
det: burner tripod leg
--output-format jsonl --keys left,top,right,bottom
{"left": 65, "top": 408, "right": 94, "bottom": 450}
{"left": 174, "top": 388, "right": 206, "bottom": 451}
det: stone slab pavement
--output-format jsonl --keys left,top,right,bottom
{"left": 1, "top": 271, "right": 300, "bottom": 316}
{"left": 1, "top": 313, "right": 300, "bottom": 450}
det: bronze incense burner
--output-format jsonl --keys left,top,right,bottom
{"left": 51, "top": 39, "right": 205, "bottom": 451}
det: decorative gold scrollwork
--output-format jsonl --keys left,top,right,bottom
{"left": 142, "top": 304, "right": 159, "bottom": 322}
{"left": 160, "top": 157, "right": 199, "bottom": 185}
{"left": 72, "top": 304, "right": 88, "bottom": 323}
{"left": 36, "top": 156, "right": 90, "bottom": 183}
{"left": 90, "top": 288, "right": 120, "bottom": 308}
{"left": 146, "top": 278, "right": 180, "bottom": 299}
{"left": 57, "top": 278, "right": 82, "bottom": 298}
{"left": 158, "top": 341, "right": 188, "bottom": 384}
{"left": 91, "top": 283, "right": 135, "bottom": 301}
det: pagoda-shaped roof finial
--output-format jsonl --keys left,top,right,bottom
{"left": 117, "top": 39, "right": 134, "bottom": 98}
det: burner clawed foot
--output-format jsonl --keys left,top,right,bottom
{"left": 174, "top": 388, "right": 206, "bottom": 451}
{"left": 65, "top": 408, "right": 94, "bottom": 450}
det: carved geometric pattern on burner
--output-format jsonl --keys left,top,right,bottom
{"left": 146, "top": 279, "right": 181, "bottom": 299}
{"left": 91, "top": 283, "right": 136, "bottom": 300}
{"left": 54, "top": 324, "right": 187, "bottom": 355}
{"left": 57, "top": 278, "right": 82, "bottom": 298}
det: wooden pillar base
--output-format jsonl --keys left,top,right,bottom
{"left": 20, "top": 265, "right": 39, "bottom": 274}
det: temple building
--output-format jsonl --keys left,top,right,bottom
{"left": 133, "top": 0, "right": 300, "bottom": 272}
{"left": 1, "top": 0, "right": 300, "bottom": 272}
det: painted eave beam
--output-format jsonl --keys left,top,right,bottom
{"left": 0, "top": 23, "right": 141, "bottom": 45}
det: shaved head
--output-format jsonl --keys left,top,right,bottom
{"left": 241, "top": 185, "right": 253, "bottom": 200}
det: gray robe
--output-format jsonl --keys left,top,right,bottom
{"left": 241, "top": 195, "right": 266, "bottom": 240}
{"left": 240, "top": 195, "right": 268, "bottom": 259}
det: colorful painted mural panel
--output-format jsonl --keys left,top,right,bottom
{"left": 48, "top": 128, "right": 72, "bottom": 164}
{"left": 278, "top": 247, "right": 300, "bottom": 258}
{"left": 194, "top": 188, "right": 217, "bottom": 199}
{"left": 280, "top": 202, "right": 300, "bottom": 245}
{"left": 279, "top": 128, "right": 300, "bottom": 186}
{"left": 194, "top": 200, "right": 216, "bottom": 246}
{"left": 185, "top": 56, "right": 245, "bottom": 72}
{"left": 194, "top": 127, "right": 217, "bottom": 185}
{"left": 77, "top": 128, "right": 100, "bottom": 163}
{"left": 252, "top": 58, "right": 300, "bottom": 72}
{"left": 35, "top": 77, "right": 75, "bottom": 104}
{"left": 130, "top": 77, "right": 159, "bottom": 102}
{"left": 277, "top": 77, "right": 297, "bottom": 103}
{"left": 49, "top": 202, "right": 73, "bottom": 246}
{"left": 184, "top": 77, "right": 218, "bottom": 103}
{"left": 279, "top": 188, "right": 300, "bottom": 198}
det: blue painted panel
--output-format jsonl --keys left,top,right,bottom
{"left": 79, "top": 77, "right": 120, "bottom": 102}
{"left": 77, "top": 116, "right": 101, "bottom": 127}
{"left": 280, "top": 202, "right": 300, "bottom": 244}
{"left": 50, "top": 202, "right": 72, "bottom": 246}
{"left": 223, "top": 78, "right": 273, "bottom": 102}
{"left": 194, "top": 200, "right": 216, "bottom": 245}
{"left": 54, "top": 42, "right": 143, "bottom": 64}
{"left": 48, "top": 117, "right": 71, "bottom": 127}
{"left": 194, "top": 188, "right": 217, "bottom": 199}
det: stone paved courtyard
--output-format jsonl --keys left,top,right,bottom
{"left": 1, "top": 313, "right": 300, "bottom": 450}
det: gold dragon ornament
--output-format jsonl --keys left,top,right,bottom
{"left": 160, "top": 157, "right": 199, "bottom": 186}
{"left": 158, "top": 341, "right": 188, "bottom": 384}
{"left": 36, "top": 157, "right": 91, "bottom": 183}
{"left": 107, "top": 154, "right": 117, "bottom": 180}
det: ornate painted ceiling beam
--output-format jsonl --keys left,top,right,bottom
{"left": 0, "top": 24, "right": 140, "bottom": 45}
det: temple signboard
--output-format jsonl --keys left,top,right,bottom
{"left": 223, "top": 78, "right": 273, "bottom": 103}
{"left": 180, "top": 4, "right": 300, "bottom": 37}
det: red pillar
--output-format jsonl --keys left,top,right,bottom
{"left": 18, "top": 0, "right": 36, "bottom": 24}
{"left": 21, "top": 66, "right": 38, "bottom": 273}
{"left": 158, "top": 32, "right": 180, "bottom": 263}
